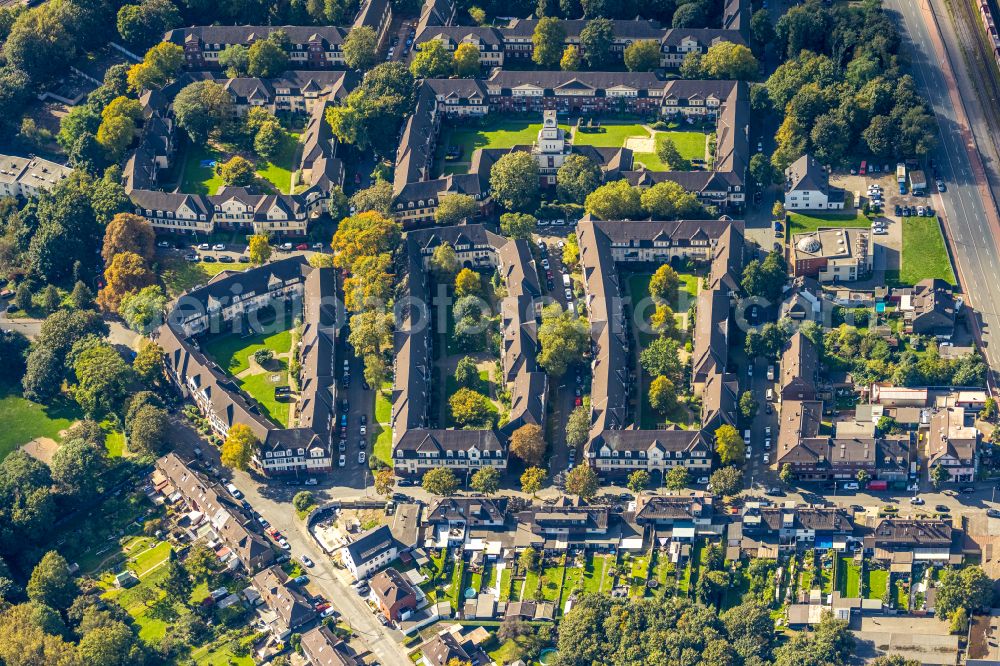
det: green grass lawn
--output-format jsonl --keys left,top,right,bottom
{"left": 0, "top": 381, "right": 82, "bottom": 461}
{"left": 375, "top": 389, "right": 392, "bottom": 423}
{"left": 439, "top": 120, "right": 573, "bottom": 162}
{"left": 893, "top": 578, "right": 909, "bottom": 610}
{"left": 561, "top": 565, "right": 583, "bottom": 602}
{"left": 373, "top": 426, "right": 392, "bottom": 467}
{"left": 899, "top": 216, "right": 956, "bottom": 286}
{"left": 201, "top": 315, "right": 293, "bottom": 426}
{"left": 865, "top": 568, "right": 889, "bottom": 601}
{"left": 179, "top": 133, "right": 301, "bottom": 196}
{"left": 190, "top": 640, "right": 254, "bottom": 666}
{"left": 159, "top": 255, "right": 248, "bottom": 297}
{"left": 201, "top": 322, "right": 293, "bottom": 376}
{"left": 629, "top": 555, "right": 650, "bottom": 596}
{"left": 836, "top": 556, "right": 861, "bottom": 598}
{"left": 130, "top": 540, "right": 172, "bottom": 577}
{"left": 540, "top": 564, "right": 564, "bottom": 601}
{"left": 523, "top": 568, "right": 540, "bottom": 601}
{"left": 633, "top": 131, "right": 707, "bottom": 170}
{"left": 105, "top": 429, "right": 126, "bottom": 457}
{"left": 572, "top": 122, "right": 648, "bottom": 148}
{"left": 582, "top": 554, "right": 605, "bottom": 594}
{"left": 788, "top": 212, "right": 872, "bottom": 235}
{"left": 499, "top": 566, "right": 512, "bottom": 601}
{"left": 237, "top": 364, "right": 291, "bottom": 426}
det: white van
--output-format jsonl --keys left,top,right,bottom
{"left": 225, "top": 483, "right": 243, "bottom": 499}
{"left": 766, "top": 365, "right": 775, "bottom": 381}
{"left": 743, "top": 429, "right": 751, "bottom": 442}
{"left": 562, "top": 273, "right": 572, "bottom": 288}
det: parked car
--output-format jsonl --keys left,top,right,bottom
{"left": 212, "top": 243, "right": 225, "bottom": 251}
{"left": 305, "top": 477, "right": 318, "bottom": 486}
{"left": 296, "top": 243, "right": 309, "bottom": 251}
{"left": 292, "top": 575, "right": 309, "bottom": 585}
{"left": 277, "top": 538, "right": 290, "bottom": 550}
{"left": 842, "top": 482, "right": 859, "bottom": 490}
{"left": 157, "top": 241, "right": 170, "bottom": 248}
{"left": 935, "top": 504, "right": 950, "bottom": 513}
{"left": 321, "top": 607, "right": 337, "bottom": 617}
{"left": 198, "top": 243, "right": 210, "bottom": 250}
{"left": 358, "top": 451, "right": 367, "bottom": 464}
{"left": 909, "top": 496, "right": 925, "bottom": 505}
{"left": 219, "top": 255, "right": 234, "bottom": 263}
{"left": 960, "top": 486, "right": 976, "bottom": 494}
{"left": 301, "top": 556, "right": 314, "bottom": 567}
{"left": 338, "top": 454, "right": 346, "bottom": 467}
{"left": 987, "top": 508, "right": 1000, "bottom": 518}
{"left": 280, "top": 242, "right": 293, "bottom": 250}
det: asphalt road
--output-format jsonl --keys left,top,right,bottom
{"left": 167, "top": 418, "right": 411, "bottom": 666}
{"left": 885, "top": 0, "right": 1000, "bottom": 379}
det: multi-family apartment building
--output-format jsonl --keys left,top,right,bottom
{"left": 0, "top": 154, "right": 72, "bottom": 198}
{"left": 391, "top": 76, "right": 749, "bottom": 225}
{"left": 165, "top": 26, "right": 349, "bottom": 69}
{"left": 126, "top": 70, "right": 353, "bottom": 235}
{"left": 576, "top": 218, "right": 744, "bottom": 482}
{"left": 926, "top": 407, "right": 979, "bottom": 483}
{"left": 154, "top": 453, "right": 275, "bottom": 572}
{"left": 391, "top": 224, "right": 545, "bottom": 479}
{"left": 159, "top": 257, "right": 337, "bottom": 476}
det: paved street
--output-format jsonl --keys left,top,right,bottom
{"left": 167, "top": 417, "right": 410, "bottom": 666}
{"left": 885, "top": 0, "right": 1000, "bottom": 381}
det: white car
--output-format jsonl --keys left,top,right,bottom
{"left": 301, "top": 555, "right": 314, "bottom": 567}
{"left": 360, "top": 424, "right": 367, "bottom": 435}
{"left": 697, "top": 476, "right": 709, "bottom": 485}
{"left": 909, "top": 496, "right": 925, "bottom": 505}
{"left": 198, "top": 243, "right": 210, "bottom": 250}
{"left": 541, "top": 258, "right": 550, "bottom": 269}
{"left": 763, "top": 453, "right": 770, "bottom": 464}
{"left": 280, "top": 242, "right": 293, "bottom": 250}
{"left": 321, "top": 607, "right": 337, "bottom": 617}
{"left": 746, "top": 446, "right": 753, "bottom": 457}
{"left": 312, "top": 243, "right": 324, "bottom": 250}
{"left": 564, "top": 288, "right": 573, "bottom": 301}
{"left": 212, "top": 243, "right": 226, "bottom": 251}
{"left": 157, "top": 241, "right": 170, "bottom": 248}
{"left": 358, "top": 451, "right": 367, "bottom": 464}
{"left": 304, "top": 477, "right": 318, "bottom": 486}
{"left": 278, "top": 538, "right": 291, "bottom": 550}
{"left": 338, "top": 454, "right": 346, "bottom": 467}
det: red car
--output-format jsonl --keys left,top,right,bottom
{"left": 574, "top": 397, "right": 583, "bottom": 407}
{"left": 296, "top": 243, "right": 309, "bottom": 251}
{"left": 314, "top": 602, "right": 331, "bottom": 612}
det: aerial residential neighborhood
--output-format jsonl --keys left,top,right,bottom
{"left": 5, "top": 0, "right": 1000, "bottom": 663}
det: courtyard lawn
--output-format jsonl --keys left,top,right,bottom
{"left": 201, "top": 319, "right": 293, "bottom": 376}
{"left": 484, "top": 561, "right": 499, "bottom": 593}
{"left": 179, "top": 133, "right": 302, "bottom": 196}
{"left": 787, "top": 211, "right": 871, "bottom": 235}
{"left": 572, "top": 121, "right": 649, "bottom": 148}
{"left": 438, "top": 119, "right": 573, "bottom": 167}
{"left": 893, "top": 578, "right": 909, "bottom": 610}
{"left": 237, "top": 365, "right": 291, "bottom": 426}
{"left": 180, "top": 143, "right": 227, "bottom": 195}
{"left": 865, "top": 568, "right": 889, "bottom": 601}
{"left": 0, "top": 381, "right": 82, "bottom": 461}
{"left": 900, "top": 216, "right": 956, "bottom": 286}
{"left": 633, "top": 131, "right": 707, "bottom": 170}
{"left": 583, "top": 554, "right": 607, "bottom": 594}
{"left": 255, "top": 132, "right": 301, "bottom": 194}
{"left": 160, "top": 255, "right": 247, "bottom": 297}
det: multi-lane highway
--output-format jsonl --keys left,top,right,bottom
{"left": 886, "top": 0, "right": 1000, "bottom": 381}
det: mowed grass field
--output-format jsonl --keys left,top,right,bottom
{"left": 0, "top": 381, "right": 82, "bottom": 461}
{"left": 633, "top": 132, "right": 707, "bottom": 170}
{"left": 159, "top": 255, "right": 248, "bottom": 297}
{"left": 787, "top": 211, "right": 872, "bottom": 234}
{"left": 179, "top": 133, "right": 301, "bottom": 196}
{"left": 201, "top": 315, "right": 294, "bottom": 426}
{"left": 436, "top": 118, "right": 706, "bottom": 175}
{"left": 900, "top": 216, "right": 956, "bottom": 285}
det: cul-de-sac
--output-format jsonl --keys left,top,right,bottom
{"left": 4, "top": 0, "right": 1000, "bottom": 663}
